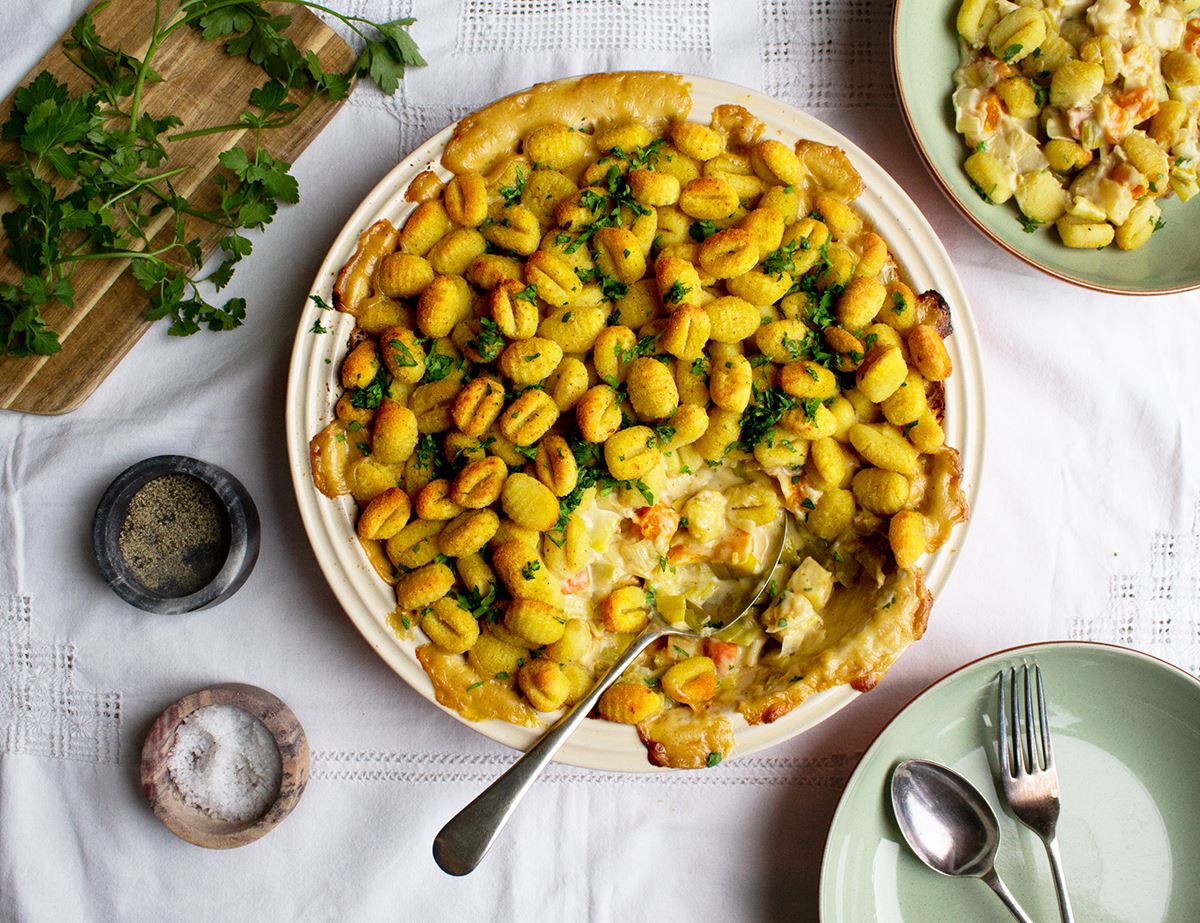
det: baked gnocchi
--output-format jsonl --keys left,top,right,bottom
{"left": 311, "top": 73, "right": 967, "bottom": 768}
{"left": 953, "top": 0, "right": 1199, "bottom": 249}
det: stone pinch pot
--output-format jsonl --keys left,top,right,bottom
{"left": 141, "top": 683, "right": 310, "bottom": 849}
{"left": 93, "top": 454, "right": 260, "bottom": 613}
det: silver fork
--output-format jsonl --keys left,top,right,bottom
{"left": 997, "top": 664, "right": 1075, "bottom": 923}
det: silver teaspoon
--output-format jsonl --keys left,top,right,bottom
{"left": 891, "top": 759, "right": 1035, "bottom": 923}
{"left": 433, "top": 515, "right": 794, "bottom": 876}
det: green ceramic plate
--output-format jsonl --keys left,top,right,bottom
{"left": 892, "top": 0, "right": 1200, "bottom": 295}
{"left": 820, "top": 642, "right": 1200, "bottom": 922}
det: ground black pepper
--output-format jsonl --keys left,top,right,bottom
{"left": 118, "top": 474, "right": 229, "bottom": 597}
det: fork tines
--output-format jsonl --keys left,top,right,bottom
{"left": 997, "top": 663, "right": 1054, "bottom": 777}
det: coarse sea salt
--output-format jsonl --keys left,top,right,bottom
{"left": 166, "top": 704, "right": 283, "bottom": 823}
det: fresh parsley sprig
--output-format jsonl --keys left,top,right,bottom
{"left": 0, "top": 0, "right": 424, "bottom": 357}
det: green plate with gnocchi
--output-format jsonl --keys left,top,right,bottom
{"left": 893, "top": 0, "right": 1200, "bottom": 295}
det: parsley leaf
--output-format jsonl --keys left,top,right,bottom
{"left": 0, "top": 3, "right": 425, "bottom": 357}
{"left": 498, "top": 167, "right": 527, "bottom": 207}
{"left": 663, "top": 280, "right": 690, "bottom": 305}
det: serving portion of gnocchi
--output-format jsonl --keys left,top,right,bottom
{"left": 310, "top": 73, "right": 967, "bottom": 768}
{"left": 953, "top": 0, "right": 1200, "bottom": 250}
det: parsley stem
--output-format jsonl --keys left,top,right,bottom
{"left": 54, "top": 247, "right": 173, "bottom": 264}
{"left": 168, "top": 92, "right": 317, "bottom": 141}
{"left": 127, "top": 0, "right": 164, "bottom": 126}
{"left": 99, "top": 165, "right": 191, "bottom": 210}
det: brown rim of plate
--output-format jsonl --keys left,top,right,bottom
{"left": 816, "top": 638, "right": 1200, "bottom": 920}
{"left": 889, "top": 0, "right": 1200, "bottom": 298}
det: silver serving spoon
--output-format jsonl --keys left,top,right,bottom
{"left": 891, "top": 759, "right": 1035, "bottom": 923}
{"left": 433, "top": 515, "right": 795, "bottom": 876}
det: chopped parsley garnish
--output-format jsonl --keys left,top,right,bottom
{"left": 520, "top": 560, "right": 541, "bottom": 580}
{"left": 780, "top": 333, "right": 804, "bottom": 360}
{"left": 514, "top": 284, "right": 539, "bottom": 303}
{"left": 969, "top": 179, "right": 997, "bottom": 203}
{"left": 761, "top": 240, "right": 799, "bottom": 279}
{"left": 575, "top": 266, "right": 628, "bottom": 301}
{"left": 1001, "top": 43, "right": 1022, "bottom": 62}
{"left": 348, "top": 365, "right": 389, "bottom": 410}
{"left": 663, "top": 280, "right": 691, "bottom": 305}
{"left": 689, "top": 219, "right": 719, "bottom": 242}
{"left": 579, "top": 189, "right": 608, "bottom": 212}
{"left": 891, "top": 291, "right": 907, "bottom": 314}
{"left": 422, "top": 347, "right": 460, "bottom": 383}
{"left": 453, "top": 583, "right": 500, "bottom": 622}
{"left": 467, "top": 317, "right": 505, "bottom": 361}
{"left": 1017, "top": 215, "right": 1042, "bottom": 234}
{"left": 706, "top": 752, "right": 723, "bottom": 768}
{"left": 652, "top": 423, "right": 676, "bottom": 446}
{"left": 617, "top": 333, "right": 660, "bottom": 364}
{"left": 498, "top": 168, "right": 526, "bottom": 206}
{"left": 414, "top": 433, "right": 438, "bottom": 471}
{"left": 389, "top": 337, "right": 419, "bottom": 368}
{"left": 738, "top": 383, "right": 797, "bottom": 451}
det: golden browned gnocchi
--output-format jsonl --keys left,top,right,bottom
{"left": 312, "top": 77, "right": 966, "bottom": 768}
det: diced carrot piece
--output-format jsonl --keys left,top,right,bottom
{"left": 1110, "top": 163, "right": 1146, "bottom": 198}
{"left": 1115, "top": 86, "right": 1159, "bottom": 126}
{"left": 981, "top": 93, "right": 1002, "bottom": 133}
{"left": 631, "top": 503, "right": 681, "bottom": 544}
{"left": 667, "top": 544, "right": 706, "bottom": 566}
{"left": 1101, "top": 96, "right": 1131, "bottom": 145}
{"left": 983, "top": 56, "right": 1017, "bottom": 81}
{"left": 703, "top": 639, "right": 740, "bottom": 676}
{"left": 711, "top": 529, "right": 752, "bottom": 565}
{"left": 561, "top": 568, "right": 591, "bottom": 595}
{"left": 1185, "top": 20, "right": 1200, "bottom": 56}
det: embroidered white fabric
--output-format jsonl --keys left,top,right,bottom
{"left": 2, "top": 0, "right": 1200, "bottom": 920}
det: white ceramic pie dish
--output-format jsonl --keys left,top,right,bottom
{"left": 284, "top": 73, "right": 986, "bottom": 772}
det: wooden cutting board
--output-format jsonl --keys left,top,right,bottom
{"left": 0, "top": 0, "right": 356, "bottom": 414}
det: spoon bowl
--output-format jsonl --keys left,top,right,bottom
{"left": 891, "top": 758, "right": 1000, "bottom": 878}
{"left": 891, "top": 759, "right": 1034, "bottom": 922}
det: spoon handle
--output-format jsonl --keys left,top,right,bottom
{"left": 432, "top": 622, "right": 666, "bottom": 876}
{"left": 982, "top": 869, "right": 1036, "bottom": 923}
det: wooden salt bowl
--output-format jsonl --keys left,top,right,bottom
{"left": 141, "top": 683, "right": 309, "bottom": 848}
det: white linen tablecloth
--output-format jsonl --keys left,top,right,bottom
{"left": 2, "top": 1, "right": 1199, "bottom": 920}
